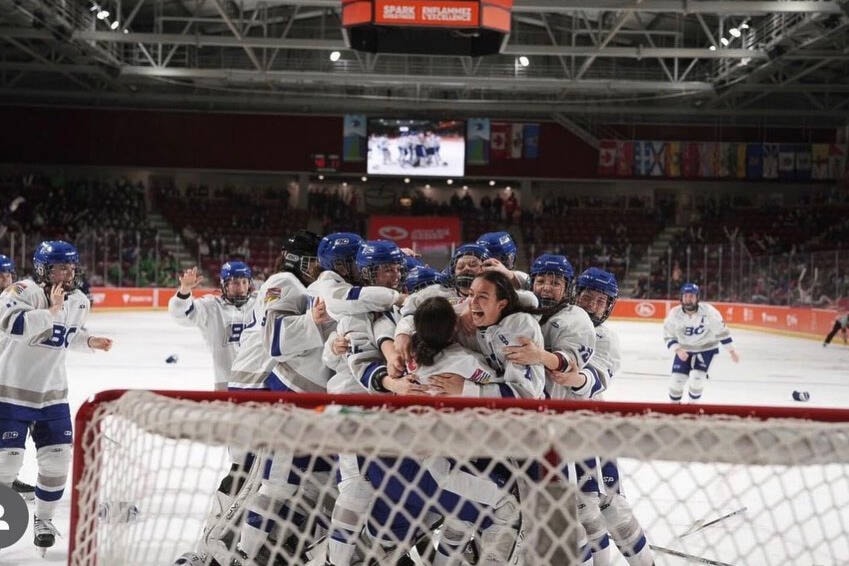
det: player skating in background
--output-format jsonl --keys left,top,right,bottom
{"left": 0, "top": 241, "right": 112, "bottom": 555}
{"left": 168, "top": 260, "right": 257, "bottom": 391}
{"left": 822, "top": 311, "right": 849, "bottom": 347}
{"left": 663, "top": 282, "right": 740, "bottom": 402}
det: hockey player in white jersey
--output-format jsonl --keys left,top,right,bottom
{"left": 663, "top": 282, "right": 739, "bottom": 402}
{"left": 572, "top": 268, "right": 655, "bottom": 566}
{"left": 168, "top": 260, "right": 257, "bottom": 391}
{"left": 198, "top": 231, "right": 324, "bottom": 566}
{"left": 324, "top": 240, "right": 407, "bottom": 566}
{"left": 477, "top": 231, "right": 530, "bottom": 289}
{"left": 502, "top": 254, "right": 596, "bottom": 399}
{"left": 430, "top": 270, "right": 546, "bottom": 400}
{"left": 0, "top": 240, "right": 112, "bottom": 555}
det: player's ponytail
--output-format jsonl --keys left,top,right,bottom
{"left": 412, "top": 296, "right": 457, "bottom": 366}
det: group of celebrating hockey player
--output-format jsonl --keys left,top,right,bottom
{"left": 0, "top": 227, "right": 740, "bottom": 563}
{"left": 165, "top": 229, "right": 681, "bottom": 566}
{"left": 369, "top": 131, "right": 444, "bottom": 169}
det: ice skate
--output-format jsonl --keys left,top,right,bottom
{"left": 13, "top": 478, "right": 35, "bottom": 501}
{"left": 33, "top": 515, "right": 60, "bottom": 557}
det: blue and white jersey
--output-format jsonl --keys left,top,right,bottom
{"left": 168, "top": 290, "right": 257, "bottom": 389}
{"left": 550, "top": 322, "right": 620, "bottom": 401}
{"left": 228, "top": 272, "right": 296, "bottom": 389}
{"left": 663, "top": 303, "right": 733, "bottom": 353}
{"left": 307, "top": 270, "right": 400, "bottom": 321}
{"left": 0, "top": 279, "right": 93, "bottom": 418}
{"left": 457, "top": 312, "right": 546, "bottom": 399}
{"left": 410, "top": 342, "right": 495, "bottom": 397}
{"left": 326, "top": 309, "right": 399, "bottom": 395}
{"left": 541, "top": 305, "right": 598, "bottom": 400}
{"left": 264, "top": 272, "right": 335, "bottom": 393}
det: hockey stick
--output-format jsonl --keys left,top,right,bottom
{"left": 679, "top": 507, "right": 747, "bottom": 538}
{"left": 650, "top": 545, "right": 736, "bottom": 566}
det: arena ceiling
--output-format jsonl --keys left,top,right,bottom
{"left": 1, "top": 0, "right": 848, "bottom": 137}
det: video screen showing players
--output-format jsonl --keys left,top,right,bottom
{"left": 367, "top": 118, "right": 465, "bottom": 178}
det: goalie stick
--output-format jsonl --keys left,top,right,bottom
{"left": 650, "top": 544, "right": 736, "bottom": 566}
{"left": 679, "top": 506, "right": 748, "bottom": 538}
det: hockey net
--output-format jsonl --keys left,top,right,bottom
{"left": 70, "top": 390, "right": 849, "bottom": 566}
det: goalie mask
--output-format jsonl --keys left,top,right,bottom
{"left": 575, "top": 267, "right": 619, "bottom": 326}
{"left": 219, "top": 260, "right": 253, "bottom": 307}
{"left": 449, "top": 243, "right": 490, "bottom": 293}
{"left": 281, "top": 229, "right": 322, "bottom": 285}
{"left": 33, "top": 240, "right": 82, "bottom": 291}
{"left": 356, "top": 240, "right": 405, "bottom": 290}
{"left": 477, "top": 231, "right": 517, "bottom": 269}
{"left": 318, "top": 232, "right": 363, "bottom": 283}
{"left": 680, "top": 282, "right": 700, "bottom": 314}
{"left": 530, "top": 254, "right": 575, "bottom": 308}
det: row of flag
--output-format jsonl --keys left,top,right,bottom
{"left": 598, "top": 140, "right": 848, "bottom": 181}
{"left": 467, "top": 119, "right": 540, "bottom": 165}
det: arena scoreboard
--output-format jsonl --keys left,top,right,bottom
{"left": 342, "top": 0, "right": 512, "bottom": 56}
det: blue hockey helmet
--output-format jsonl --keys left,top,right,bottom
{"left": 449, "top": 243, "right": 490, "bottom": 292}
{"left": 530, "top": 254, "right": 575, "bottom": 307}
{"left": 575, "top": 267, "right": 619, "bottom": 325}
{"left": 219, "top": 260, "right": 253, "bottom": 307}
{"left": 477, "top": 231, "right": 517, "bottom": 269}
{"left": 0, "top": 254, "right": 15, "bottom": 275}
{"left": 404, "top": 265, "right": 448, "bottom": 294}
{"left": 680, "top": 282, "right": 700, "bottom": 313}
{"left": 356, "top": 240, "right": 405, "bottom": 288}
{"left": 33, "top": 240, "right": 80, "bottom": 288}
{"left": 318, "top": 232, "right": 362, "bottom": 281}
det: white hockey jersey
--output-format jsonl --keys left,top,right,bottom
{"left": 541, "top": 305, "right": 598, "bottom": 400}
{"left": 549, "top": 322, "right": 621, "bottom": 401}
{"left": 456, "top": 312, "right": 546, "bottom": 399}
{"left": 168, "top": 291, "right": 257, "bottom": 389}
{"left": 410, "top": 342, "right": 495, "bottom": 397}
{"left": 264, "top": 272, "right": 335, "bottom": 392}
{"left": 0, "top": 279, "right": 93, "bottom": 417}
{"left": 326, "top": 309, "right": 399, "bottom": 395}
{"left": 663, "top": 303, "right": 734, "bottom": 353}
{"left": 307, "top": 270, "right": 400, "bottom": 321}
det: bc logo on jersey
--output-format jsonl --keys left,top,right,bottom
{"left": 683, "top": 325, "right": 705, "bottom": 336}
{"left": 40, "top": 324, "right": 78, "bottom": 349}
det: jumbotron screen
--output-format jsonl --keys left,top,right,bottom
{"left": 367, "top": 118, "right": 466, "bottom": 178}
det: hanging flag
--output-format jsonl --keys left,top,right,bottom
{"left": 509, "top": 123, "right": 524, "bottom": 158}
{"left": 649, "top": 141, "right": 666, "bottom": 176}
{"left": 698, "top": 143, "right": 716, "bottom": 177}
{"left": 666, "top": 141, "right": 681, "bottom": 177}
{"left": 681, "top": 142, "right": 699, "bottom": 177}
{"left": 763, "top": 143, "right": 779, "bottom": 179}
{"left": 718, "top": 142, "right": 732, "bottom": 178}
{"left": 829, "top": 144, "right": 847, "bottom": 179}
{"left": 523, "top": 123, "right": 540, "bottom": 159}
{"left": 615, "top": 141, "right": 634, "bottom": 177}
{"left": 342, "top": 114, "right": 367, "bottom": 162}
{"left": 811, "top": 144, "right": 830, "bottom": 180}
{"left": 466, "top": 118, "right": 491, "bottom": 165}
{"left": 735, "top": 143, "right": 747, "bottom": 178}
{"left": 746, "top": 144, "right": 763, "bottom": 179}
{"left": 490, "top": 122, "right": 510, "bottom": 160}
{"left": 598, "top": 139, "right": 617, "bottom": 176}
{"left": 795, "top": 145, "right": 812, "bottom": 181}
{"left": 633, "top": 141, "right": 652, "bottom": 176}
{"left": 778, "top": 144, "right": 796, "bottom": 179}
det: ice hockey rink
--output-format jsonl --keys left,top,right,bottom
{"left": 5, "top": 310, "right": 849, "bottom": 565}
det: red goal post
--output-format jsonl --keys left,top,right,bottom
{"left": 70, "top": 390, "right": 849, "bottom": 565}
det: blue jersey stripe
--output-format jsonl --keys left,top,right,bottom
{"left": 346, "top": 287, "right": 362, "bottom": 300}
{"left": 270, "top": 316, "right": 284, "bottom": 357}
{"left": 10, "top": 312, "right": 24, "bottom": 335}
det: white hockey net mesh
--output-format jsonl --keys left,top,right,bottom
{"left": 71, "top": 390, "right": 849, "bottom": 566}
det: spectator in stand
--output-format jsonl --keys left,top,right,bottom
{"left": 504, "top": 193, "right": 518, "bottom": 226}
{"left": 492, "top": 193, "right": 503, "bottom": 221}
